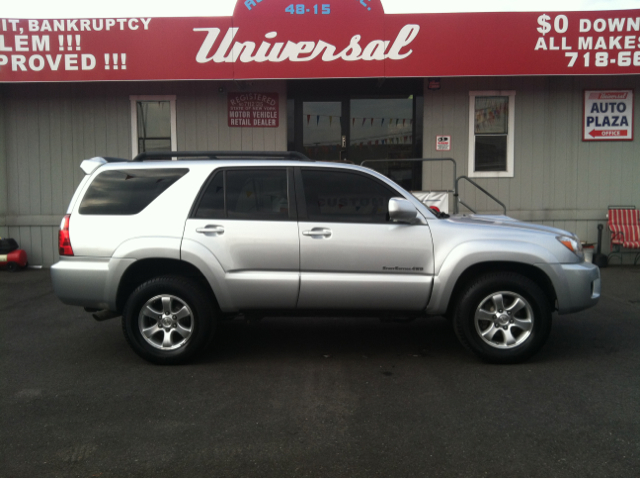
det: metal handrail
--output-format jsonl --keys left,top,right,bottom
{"left": 361, "top": 158, "right": 456, "bottom": 185}
{"left": 458, "top": 199, "right": 477, "bottom": 214}
{"left": 361, "top": 157, "right": 458, "bottom": 211}
{"left": 455, "top": 176, "right": 507, "bottom": 215}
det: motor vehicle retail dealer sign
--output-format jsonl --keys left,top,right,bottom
{"left": 228, "top": 92, "right": 279, "bottom": 127}
{"left": 583, "top": 90, "right": 634, "bottom": 141}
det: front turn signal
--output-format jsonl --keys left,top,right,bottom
{"left": 556, "top": 235, "right": 583, "bottom": 259}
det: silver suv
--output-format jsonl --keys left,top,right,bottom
{"left": 51, "top": 151, "right": 601, "bottom": 364}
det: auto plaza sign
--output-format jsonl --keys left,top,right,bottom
{"left": 0, "top": 0, "right": 639, "bottom": 81}
{"left": 583, "top": 90, "right": 634, "bottom": 141}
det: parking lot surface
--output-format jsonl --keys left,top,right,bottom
{"left": 1, "top": 266, "right": 639, "bottom": 477}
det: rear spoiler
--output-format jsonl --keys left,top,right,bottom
{"left": 80, "top": 157, "right": 128, "bottom": 175}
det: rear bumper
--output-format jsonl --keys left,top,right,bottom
{"left": 554, "top": 261, "right": 601, "bottom": 314}
{"left": 51, "top": 256, "right": 135, "bottom": 311}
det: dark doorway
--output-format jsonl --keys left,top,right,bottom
{"left": 287, "top": 79, "right": 423, "bottom": 191}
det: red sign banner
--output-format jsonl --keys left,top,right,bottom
{"left": 228, "top": 92, "right": 279, "bottom": 127}
{"left": 588, "top": 129, "right": 628, "bottom": 137}
{"left": 0, "top": 0, "right": 639, "bottom": 82}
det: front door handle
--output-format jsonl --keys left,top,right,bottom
{"left": 302, "top": 227, "right": 332, "bottom": 238}
{"left": 196, "top": 225, "right": 225, "bottom": 235}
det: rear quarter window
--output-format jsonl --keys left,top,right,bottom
{"left": 78, "top": 168, "right": 189, "bottom": 215}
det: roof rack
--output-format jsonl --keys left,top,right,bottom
{"left": 132, "top": 151, "right": 311, "bottom": 162}
{"left": 102, "top": 157, "right": 130, "bottom": 163}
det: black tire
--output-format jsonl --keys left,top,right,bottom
{"left": 7, "top": 262, "right": 18, "bottom": 272}
{"left": 453, "top": 272, "right": 552, "bottom": 364}
{"left": 122, "top": 276, "right": 215, "bottom": 365}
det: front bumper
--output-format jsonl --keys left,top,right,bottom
{"left": 555, "top": 261, "right": 601, "bottom": 314}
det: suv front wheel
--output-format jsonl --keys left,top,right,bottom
{"left": 453, "top": 272, "right": 552, "bottom": 363}
{"left": 122, "top": 276, "right": 215, "bottom": 364}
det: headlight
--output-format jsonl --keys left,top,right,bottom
{"left": 556, "top": 235, "right": 584, "bottom": 258}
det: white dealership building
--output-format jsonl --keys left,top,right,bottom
{"left": 0, "top": 0, "right": 639, "bottom": 266}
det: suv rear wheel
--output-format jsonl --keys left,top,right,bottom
{"left": 453, "top": 272, "right": 552, "bottom": 363}
{"left": 122, "top": 276, "right": 215, "bottom": 364}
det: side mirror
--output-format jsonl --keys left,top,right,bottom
{"left": 389, "top": 197, "right": 418, "bottom": 224}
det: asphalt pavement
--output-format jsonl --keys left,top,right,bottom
{"left": 1, "top": 266, "right": 639, "bottom": 477}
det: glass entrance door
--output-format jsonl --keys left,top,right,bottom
{"left": 302, "top": 101, "right": 343, "bottom": 161}
{"left": 288, "top": 81, "right": 423, "bottom": 189}
{"left": 348, "top": 98, "right": 420, "bottom": 191}
{"left": 348, "top": 98, "right": 414, "bottom": 163}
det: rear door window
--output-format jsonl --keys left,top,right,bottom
{"left": 79, "top": 168, "right": 189, "bottom": 215}
{"left": 193, "top": 168, "right": 291, "bottom": 221}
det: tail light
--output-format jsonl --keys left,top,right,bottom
{"left": 58, "top": 214, "right": 74, "bottom": 256}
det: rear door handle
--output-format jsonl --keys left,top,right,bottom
{"left": 302, "top": 227, "right": 332, "bottom": 238}
{"left": 196, "top": 225, "right": 225, "bottom": 235}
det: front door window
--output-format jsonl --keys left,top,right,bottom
{"left": 300, "top": 168, "right": 394, "bottom": 223}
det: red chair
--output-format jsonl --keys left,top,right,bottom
{"left": 607, "top": 206, "right": 640, "bottom": 265}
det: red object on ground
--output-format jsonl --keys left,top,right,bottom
{"left": 1, "top": 249, "right": 28, "bottom": 271}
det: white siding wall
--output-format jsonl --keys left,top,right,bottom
{"left": 0, "top": 81, "right": 287, "bottom": 266}
{"left": 1, "top": 77, "right": 638, "bottom": 266}
{"left": 422, "top": 76, "right": 640, "bottom": 259}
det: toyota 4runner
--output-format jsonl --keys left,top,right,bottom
{"left": 51, "top": 151, "right": 601, "bottom": 364}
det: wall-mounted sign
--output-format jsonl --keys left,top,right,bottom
{"left": 436, "top": 135, "right": 451, "bottom": 151}
{"left": 0, "top": 1, "right": 638, "bottom": 82}
{"left": 228, "top": 92, "right": 279, "bottom": 127}
{"left": 583, "top": 89, "right": 634, "bottom": 141}
{"left": 427, "top": 78, "right": 441, "bottom": 90}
